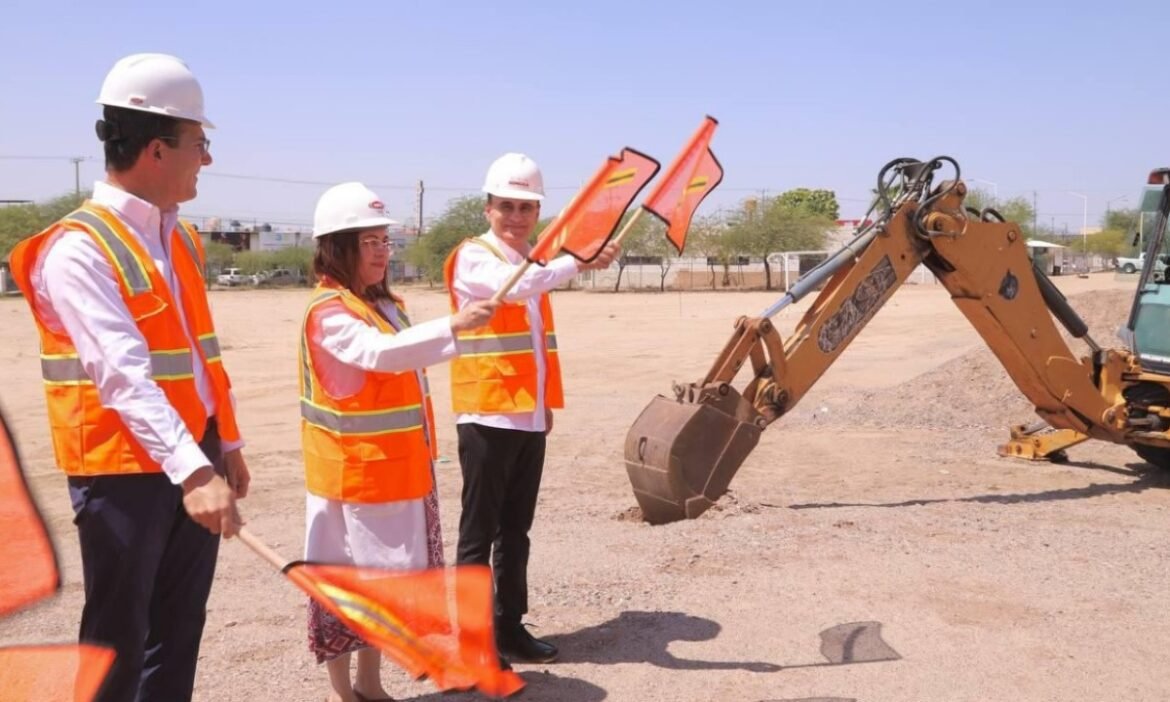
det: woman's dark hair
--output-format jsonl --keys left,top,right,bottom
{"left": 96, "top": 106, "right": 182, "bottom": 173}
{"left": 312, "top": 229, "right": 393, "bottom": 302}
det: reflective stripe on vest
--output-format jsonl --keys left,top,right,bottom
{"left": 41, "top": 350, "right": 196, "bottom": 385}
{"left": 455, "top": 332, "right": 535, "bottom": 357}
{"left": 300, "top": 399, "right": 424, "bottom": 436}
{"left": 298, "top": 289, "right": 426, "bottom": 437}
{"left": 64, "top": 209, "right": 153, "bottom": 295}
{"left": 199, "top": 333, "right": 222, "bottom": 363}
{"left": 299, "top": 290, "right": 341, "bottom": 401}
{"left": 175, "top": 224, "right": 205, "bottom": 279}
{"left": 9, "top": 201, "right": 242, "bottom": 477}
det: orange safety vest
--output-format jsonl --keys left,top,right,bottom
{"left": 442, "top": 237, "right": 564, "bottom": 414}
{"left": 299, "top": 281, "right": 437, "bottom": 503}
{"left": 7, "top": 202, "right": 240, "bottom": 476}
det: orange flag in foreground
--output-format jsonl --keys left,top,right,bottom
{"left": 0, "top": 644, "right": 115, "bottom": 702}
{"left": 286, "top": 562, "right": 524, "bottom": 698}
{"left": 642, "top": 115, "right": 724, "bottom": 253}
{"left": 527, "top": 148, "right": 660, "bottom": 265}
{"left": 0, "top": 410, "right": 58, "bottom": 616}
{"left": 0, "top": 409, "right": 115, "bottom": 701}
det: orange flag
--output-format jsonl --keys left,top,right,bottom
{"left": 642, "top": 115, "right": 724, "bottom": 253}
{"left": 0, "top": 410, "right": 59, "bottom": 617}
{"left": 285, "top": 562, "right": 524, "bottom": 698}
{"left": 527, "top": 148, "right": 660, "bottom": 265}
{"left": 0, "top": 644, "right": 116, "bottom": 701}
{"left": 0, "top": 408, "right": 115, "bottom": 701}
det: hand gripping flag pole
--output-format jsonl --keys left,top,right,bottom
{"left": 489, "top": 147, "right": 661, "bottom": 303}
{"left": 236, "top": 528, "right": 525, "bottom": 698}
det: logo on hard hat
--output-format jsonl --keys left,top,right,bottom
{"left": 369, "top": 200, "right": 384, "bottom": 211}
{"left": 129, "top": 97, "right": 145, "bottom": 105}
{"left": 508, "top": 179, "right": 530, "bottom": 187}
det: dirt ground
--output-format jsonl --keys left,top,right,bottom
{"left": 2, "top": 273, "right": 1168, "bottom": 702}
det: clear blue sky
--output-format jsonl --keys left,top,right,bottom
{"left": 1, "top": 0, "right": 1165, "bottom": 235}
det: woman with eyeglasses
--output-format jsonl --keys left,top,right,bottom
{"left": 299, "top": 182, "right": 496, "bottom": 702}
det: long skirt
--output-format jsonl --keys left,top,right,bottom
{"left": 304, "top": 485, "right": 444, "bottom": 663}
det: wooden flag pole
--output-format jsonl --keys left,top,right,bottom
{"left": 490, "top": 261, "right": 533, "bottom": 304}
{"left": 237, "top": 527, "right": 291, "bottom": 571}
{"left": 492, "top": 206, "right": 644, "bottom": 302}
{"left": 611, "top": 206, "right": 646, "bottom": 246}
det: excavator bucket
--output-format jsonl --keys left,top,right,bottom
{"left": 624, "top": 385, "right": 763, "bottom": 524}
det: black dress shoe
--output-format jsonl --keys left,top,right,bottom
{"left": 496, "top": 623, "right": 559, "bottom": 663}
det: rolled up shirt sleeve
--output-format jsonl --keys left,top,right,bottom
{"left": 40, "top": 232, "right": 210, "bottom": 485}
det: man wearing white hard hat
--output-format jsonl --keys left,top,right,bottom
{"left": 8, "top": 53, "right": 246, "bottom": 702}
{"left": 443, "top": 153, "right": 619, "bottom": 664}
{"left": 301, "top": 182, "right": 497, "bottom": 702}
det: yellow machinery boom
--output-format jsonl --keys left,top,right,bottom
{"left": 624, "top": 157, "right": 1166, "bottom": 524}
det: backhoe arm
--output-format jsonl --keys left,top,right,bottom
{"left": 624, "top": 157, "right": 1132, "bottom": 524}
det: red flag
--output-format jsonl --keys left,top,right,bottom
{"left": 0, "top": 644, "right": 115, "bottom": 702}
{"left": 286, "top": 563, "right": 524, "bottom": 698}
{"left": 642, "top": 115, "right": 724, "bottom": 253}
{"left": 528, "top": 148, "right": 660, "bottom": 265}
{"left": 0, "top": 410, "right": 59, "bottom": 617}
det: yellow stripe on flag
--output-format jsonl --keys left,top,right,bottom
{"left": 605, "top": 168, "right": 637, "bottom": 187}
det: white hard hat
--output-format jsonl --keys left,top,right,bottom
{"left": 482, "top": 152, "right": 544, "bottom": 201}
{"left": 313, "top": 182, "right": 398, "bottom": 239}
{"left": 97, "top": 53, "right": 214, "bottom": 128}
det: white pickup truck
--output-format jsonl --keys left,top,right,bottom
{"left": 1116, "top": 252, "right": 1170, "bottom": 278}
{"left": 1116, "top": 253, "right": 1145, "bottom": 274}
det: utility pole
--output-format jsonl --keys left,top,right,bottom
{"left": 415, "top": 179, "right": 424, "bottom": 235}
{"left": 70, "top": 156, "right": 84, "bottom": 197}
{"left": 1032, "top": 191, "right": 1038, "bottom": 237}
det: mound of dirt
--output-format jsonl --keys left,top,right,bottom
{"left": 791, "top": 288, "right": 1133, "bottom": 432}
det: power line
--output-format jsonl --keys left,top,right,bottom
{"left": 0, "top": 155, "right": 96, "bottom": 161}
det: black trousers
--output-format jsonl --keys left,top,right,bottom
{"left": 67, "top": 420, "right": 224, "bottom": 702}
{"left": 455, "top": 423, "right": 546, "bottom": 625}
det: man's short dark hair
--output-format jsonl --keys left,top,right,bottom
{"left": 96, "top": 106, "right": 182, "bottom": 173}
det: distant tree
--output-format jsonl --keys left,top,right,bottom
{"left": 203, "top": 241, "right": 235, "bottom": 274}
{"left": 269, "top": 245, "right": 314, "bottom": 279}
{"left": 611, "top": 209, "right": 654, "bottom": 292}
{"left": 200, "top": 241, "right": 236, "bottom": 289}
{"left": 1103, "top": 207, "right": 1139, "bottom": 240}
{"left": 233, "top": 250, "right": 268, "bottom": 276}
{"left": 964, "top": 189, "right": 1036, "bottom": 239}
{"left": 0, "top": 192, "right": 88, "bottom": 259}
{"left": 729, "top": 196, "right": 832, "bottom": 290}
{"left": 623, "top": 218, "right": 673, "bottom": 291}
{"left": 689, "top": 215, "right": 738, "bottom": 289}
{"left": 1083, "top": 229, "right": 1127, "bottom": 257}
{"left": 773, "top": 188, "right": 840, "bottom": 220}
{"left": 404, "top": 195, "right": 486, "bottom": 284}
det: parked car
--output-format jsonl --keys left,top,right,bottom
{"left": 1115, "top": 252, "right": 1170, "bottom": 278}
{"left": 252, "top": 268, "right": 306, "bottom": 287}
{"left": 216, "top": 267, "right": 248, "bottom": 287}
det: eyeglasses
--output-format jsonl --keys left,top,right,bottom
{"left": 159, "top": 136, "right": 212, "bottom": 155}
{"left": 359, "top": 237, "right": 395, "bottom": 250}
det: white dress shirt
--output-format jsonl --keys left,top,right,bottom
{"left": 306, "top": 297, "right": 456, "bottom": 399}
{"left": 303, "top": 297, "right": 456, "bottom": 564}
{"left": 449, "top": 231, "right": 579, "bottom": 433}
{"left": 30, "top": 181, "right": 243, "bottom": 485}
